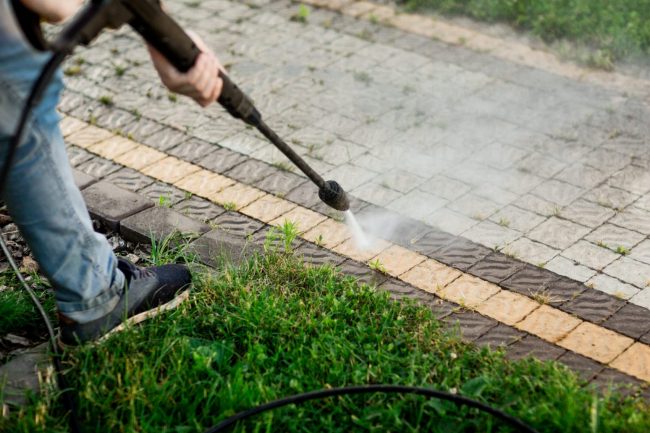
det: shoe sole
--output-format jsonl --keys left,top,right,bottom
{"left": 58, "top": 288, "right": 190, "bottom": 349}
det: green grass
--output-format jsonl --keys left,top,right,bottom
{"left": 400, "top": 0, "right": 650, "bottom": 64}
{"left": 0, "top": 272, "right": 55, "bottom": 339}
{"left": 3, "top": 250, "right": 650, "bottom": 432}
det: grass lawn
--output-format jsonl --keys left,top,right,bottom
{"left": 399, "top": 0, "right": 650, "bottom": 67}
{"left": 2, "top": 251, "right": 650, "bottom": 432}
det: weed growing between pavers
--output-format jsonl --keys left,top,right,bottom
{"left": 4, "top": 251, "right": 650, "bottom": 432}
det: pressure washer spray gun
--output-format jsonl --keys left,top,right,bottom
{"left": 12, "top": 0, "right": 350, "bottom": 211}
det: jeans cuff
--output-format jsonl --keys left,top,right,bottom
{"left": 56, "top": 269, "right": 125, "bottom": 323}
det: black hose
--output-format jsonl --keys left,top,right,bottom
{"left": 0, "top": 50, "right": 80, "bottom": 433}
{"left": 204, "top": 384, "right": 540, "bottom": 433}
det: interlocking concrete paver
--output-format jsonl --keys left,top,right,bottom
{"left": 610, "top": 343, "right": 650, "bottom": 382}
{"left": 515, "top": 305, "right": 582, "bottom": 343}
{"left": 558, "top": 322, "right": 634, "bottom": 364}
{"left": 141, "top": 156, "right": 201, "bottom": 184}
{"left": 114, "top": 144, "right": 167, "bottom": 170}
{"left": 240, "top": 194, "right": 297, "bottom": 223}
{"left": 400, "top": 258, "right": 461, "bottom": 293}
{"left": 587, "top": 274, "right": 640, "bottom": 300}
{"left": 66, "top": 125, "right": 114, "bottom": 148}
{"left": 303, "top": 219, "right": 352, "bottom": 249}
{"left": 544, "top": 256, "right": 596, "bottom": 283}
{"left": 438, "top": 274, "right": 500, "bottom": 309}
{"left": 604, "top": 257, "right": 650, "bottom": 289}
{"left": 174, "top": 170, "right": 235, "bottom": 198}
{"left": 269, "top": 206, "right": 327, "bottom": 234}
{"left": 476, "top": 290, "right": 539, "bottom": 326}
{"left": 585, "top": 224, "right": 645, "bottom": 252}
{"left": 503, "top": 237, "right": 558, "bottom": 265}
{"left": 208, "top": 183, "right": 266, "bottom": 210}
{"left": 333, "top": 238, "right": 390, "bottom": 263}
{"left": 88, "top": 135, "right": 138, "bottom": 160}
{"left": 370, "top": 244, "right": 426, "bottom": 277}
{"left": 562, "top": 240, "right": 619, "bottom": 271}
{"left": 528, "top": 217, "right": 590, "bottom": 250}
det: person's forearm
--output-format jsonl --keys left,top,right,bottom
{"left": 20, "top": 0, "right": 83, "bottom": 23}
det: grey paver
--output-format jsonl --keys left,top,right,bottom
{"left": 561, "top": 240, "right": 618, "bottom": 270}
{"left": 544, "top": 256, "right": 596, "bottom": 283}
{"left": 559, "top": 199, "right": 615, "bottom": 228}
{"left": 489, "top": 206, "right": 545, "bottom": 233}
{"left": 585, "top": 224, "right": 645, "bottom": 251}
{"left": 82, "top": 181, "right": 153, "bottom": 230}
{"left": 527, "top": 217, "right": 590, "bottom": 250}
{"left": 630, "top": 288, "right": 650, "bottom": 309}
{"left": 531, "top": 179, "right": 584, "bottom": 207}
{"left": 604, "top": 257, "right": 650, "bottom": 289}
{"left": 609, "top": 165, "right": 650, "bottom": 195}
{"left": 610, "top": 206, "right": 650, "bottom": 235}
{"left": 586, "top": 274, "right": 640, "bottom": 300}
{"left": 387, "top": 190, "right": 448, "bottom": 220}
{"left": 584, "top": 184, "right": 639, "bottom": 210}
{"left": 629, "top": 239, "right": 650, "bottom": 265}
{"left": 121, "top": 206, "right": 210, "bottom": 245}
{"left": 503, "top": 237, "right": 558, "bottom": 265}
{"left": 425, "top": 208, "right": 477, "bottom": 236}
{"left": 461, "top": 221, "right": 520, "bottom": 250}
{"left": 72, "top": 169, "right": 97, "bottom": 190}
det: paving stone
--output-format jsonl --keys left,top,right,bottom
{"left": 443, "top": 311, "right": 497, "bottom": 342}
{"left": 467, "top": 252, "right": 525, "bottom": 284}
{"left": 67, "top": 145, "right": 95, "bottom": 167}
{"left": 556, "top": 351, "right": 605, "bottom": 382}
{"left": 584, "top": 184, "right": 639, "bottom": 210}
{"left": 294, "top": 241, "right": 347, "bottom": 268}
{"left": 609, "top": 343, "right": 650, "bottom": 382}
{"left": 506, "top": 335, "right": 566, "bottom": 361}
{"left": 586, "top": 274, "right": 639, "bottom": 300}
{"left": 210, "top": 211, "right": 264, "bottom": 238}
{"left": 369, "top": 244, "right": 425, "bottom": 277}
{"left": 532, "top": 179, "right": 584, "bottom": 207}
{"left": 516, "top": 153, "right": 566, "bottom": 178}
{"left": 418, "top": 175, "right": 472, "bottom": 201}
{"left": 0, "top": 343, "right": 49, "bottom": 407}
{"left": 474, "top": 323, "right": 526, "bottom": 349}
{"left": 609, "top": 165, "right": 650, "bottom": 195}
{"left": 254, "top": 170, "right": 307, "bottom": 196}
{"left": 174, "top": 170, "right": 235, "bottom": 198}
{"left": 302, "top": 218, "right": 352, "bottom": 249}
{"left": 66, "top": 125, "right": 114, "bottom": 148}
{"left": 629, "top": 239, "right": 650, "bottom": 265}
{"left": 604, "top": 257, "right": 650, "bottom": 289}
{"left": 562, "top": 240, "right": 619, "bottom": 270}
{"left": 224, "top": 158, "right": 277, "bottom": 185}
{"left": 239, "top": 194, "right": 296, "bottom": 223}
{"left": 141, "top": 156, "right": 201, "bottom": 184}
{"left": 502, "top": 237, "right": 558, "bottom": 266}
{"left": 104, "top": 167, "right": 155, "bottom": 192}
{"left": 489, "top": 205, "right": 545, "bottom": 233}
{"left": 87, "top": 135, "right": 138, "bottom": 160}
{"left": 138, "top": 182, "right": 186, "bottom": 206}
{"left": 527, "top": 217, "right": 590, "bottom": 250}
{"left": 586, "top": 224, "right": 645, "bottom": 252}
{"left": 387, "top": 190, "right": 448, "bottom": 220}
{"left": 515, "top": 304, "right": 582, "bottom": 343}
{"left": 589, "top": 368, "right": 645, "bottom": 396}
{"left": 544, "top": 256, "right": 596, "bottom": 283}
{"left": 355, "top": 206, "right": 431, "bottom": 248}
{"left": 409, "top": 229, "right": 455, "bottom": 256}
{"left": 611, "top": 206, "right": 650, "bottom": 235}
{"left": 431, "top": 237, "right": 492, "bottom": 271}
{"left": 448, "top": 193, "right": 500, "bottom": 220}
{"left": 82, "top": 181, "right": 153, "bottom": 230}
{"left": 190, "top": 228, "right": 261, "bottom": 267}
{"left": 500, "top": 264, "right": 557, "bottom": 297}
{"left": 602, "top": 303, "right": 650, "bottom": 339}
{"left": 630, "top": 288, "right": 650, "bottom": 310}
{"left": 461, "top": 220, "right": 520, "bottom": 250}
{"left": 560, "top": 199, "right": 616, "bottom": 228}
{"left": 77, "top": 156, "right": 122, "bottom": 178}
{"left": 558, "top": 322, "right": 633, "bottom": 364}
{"left": 424, "top": 207, "right": 477, "bottom": 236}
{"left": 333, "top": 237, "right": 390, "bottom": 263}
{"left": 60, "top": 116, "right": 88, "bottom": 137}
{"left": 337, "top": 259, "right": 389, "bottom": 287}
{"left": 269, "top": 206, "right": 327, "bottom": 234}
{"left": 476, "top": 290, "right": 540, "bottom": 326}
{"left": 208, "top": 183, "right": 267, "bottom": 210}
{"left": 559, "top": 287, "right": 625, "bottom": 324}
{"left": 120, "top": 118, "right": 165, "bottom": 142}
{"left": 167, "top": 138, "right": 218, "bottom": 163}
{"left": 198, "top": 147, "right": 249, "bottom": 174}
{"left": 113, "top": 144, "right": 167, "bottom": 171}
{"left": 555, "top": 163, "right": 608, "bottom": 189}
{"left": 120, "top": 206, "right": 210, "bottom": 245}
{"left": 513, "top": 194, "right": 557, "bottom": 217}
{"left": 438, "top": 274, "right": 500, "bottom": 309}
{"left": 172, "top": 196, "right": 226, "bottom": 222}
{"left": 141, "top": 127, "right": 188, "bottom": 151}
{"left": 399, "top": 258, "right": 461, "bottom": 293}
{"left": 72, "top": 169, "right": 97, "bottom": 190}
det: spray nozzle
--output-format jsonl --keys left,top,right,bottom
{"left": 318, "top": 180, "right": 350, "bottom": 212}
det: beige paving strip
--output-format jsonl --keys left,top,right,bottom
{"left": 300, "top": 0, "right": 650, "bottom": 96}
{"left": 65, "top": 118, "right": 650, "bottom": 382}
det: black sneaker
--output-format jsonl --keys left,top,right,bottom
{"left": 59, "top": 258, "right": 191, "bottom": 346}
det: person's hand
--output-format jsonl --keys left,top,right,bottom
{"left": 148, "top": 32, "right": 223, "bottom": 107}
{"left": 21, "top": 0, "right": 83, "bottom": 23}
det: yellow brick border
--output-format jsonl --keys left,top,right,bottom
{"left": 64, "top": 117, "right": 650, "bottom": 383}
{"left": 299, "top": 0, "right": 650, "bottom": 97}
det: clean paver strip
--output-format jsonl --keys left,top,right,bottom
{"left": 63, "top": 119, "right": 650, "bottom": 386}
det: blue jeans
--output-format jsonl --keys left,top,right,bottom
{"left": 0, "top": 34, "right": 124, "bottom": 323}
